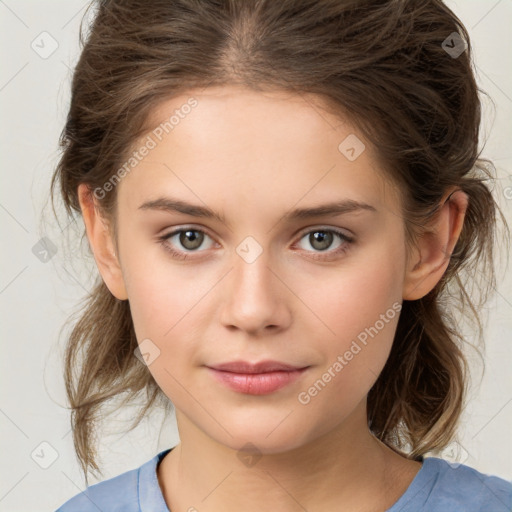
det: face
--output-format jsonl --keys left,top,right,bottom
{"left": 112, "top": 85, "right": 408, "bottom": 453}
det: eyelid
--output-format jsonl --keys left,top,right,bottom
{"left": 158, "top": 224, "right": 355, "bottom": 260}
{"left": 160, "top": 224, "right": 354, "bottom": 244}
{"left": 292, "top": 226, "right": 354, "bottom": 260}
{"left": 160, "top": 224, "right": 215, "bottom": 239}
{"left": 295, "top": 224, "right": 355, "bottom": 241}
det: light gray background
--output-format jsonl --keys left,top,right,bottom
{"left": 0, "top": 1, "right": 511, "bottom": 510}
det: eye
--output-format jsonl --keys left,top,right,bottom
{"left": 158, "top": 227, "right": 215, "bottom": 259}
{"left": 295, "top": 228, "right": 354, "bottom": 259}
{"left": 158, "top": 226, "right": 354, "bottom": 261}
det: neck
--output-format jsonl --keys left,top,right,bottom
{"left": 158, "top": 402, "right": 420, "bottom": 512}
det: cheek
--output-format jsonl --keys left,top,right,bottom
{"left": 120, "top": 248, "right": 221, "bottom": 390}
{"left": 120, "top": 239, "right": 201, "bottom": 337}
{"left": 122, "top": 259, "right": 205, "bottom": 400}
{"left": 294, "top": 241, "right": 405, "bottom": 397}
{"left": 299, "top": 240, "right": 404, "bottom": 345}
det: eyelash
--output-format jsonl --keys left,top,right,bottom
{"left": 157, "top": 226, "right": 354, "bottom": 261}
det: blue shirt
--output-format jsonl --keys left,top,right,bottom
{"left": 55, "top": 448, "right": 512, "bottom": 511}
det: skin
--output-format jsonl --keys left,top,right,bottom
{"left": 78, "top": 85, "right": 468, "bottom": 511}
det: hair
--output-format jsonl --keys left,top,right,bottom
{"left": 50, "top": 0, "right": 508, "bottom": 482}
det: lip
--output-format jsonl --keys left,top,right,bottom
{"left": 206, "top": 360, "right": 309, "bottom": 395}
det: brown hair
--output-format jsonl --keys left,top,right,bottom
{"left": 50, "top": 0, "right": 508, "bottom": 482}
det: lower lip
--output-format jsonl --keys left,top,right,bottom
{"left": 208, "top": 368, "right": 308, "bottom": 395}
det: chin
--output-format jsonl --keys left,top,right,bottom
{"left": 205, "top": 412, "right": 322, "bottom": 456}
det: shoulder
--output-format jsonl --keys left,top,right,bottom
{"left": 390, "top": 457, "right": 512, "bottom": 512}
{"left": 54, "top": 449, "right": 171, "bottom": 512}
{"left": 427, "top": 458, "right": 512, "bottom": 509}
{"left": 54, "top": 467, "right": 140, "bottom": 512}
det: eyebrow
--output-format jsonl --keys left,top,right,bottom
{"left": 138, "top": 197, "right": 377, "bottom": 225}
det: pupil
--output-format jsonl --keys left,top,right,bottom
{"left": 180, "top": 230, "right": 203, "bottom": 250}
{"left": 311, "top": 231, "right": 332, "bottom": 251}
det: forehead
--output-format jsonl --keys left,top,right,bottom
{"left": 117, "top": 85, "right": 399, "bottom": 216}
{"left": 142, "top": 85, "right": 362, "bottom": 159}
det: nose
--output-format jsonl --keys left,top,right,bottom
{"left": 219, "top": 248, "right": 292, "bottom": 337}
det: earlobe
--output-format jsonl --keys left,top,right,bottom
{"left": 77, "top": 184, "right": 128, "bottom": 300}
{"left": 402, "top": 189, "right": 468, "bottom": 301}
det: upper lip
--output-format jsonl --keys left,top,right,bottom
{"left": 207, "top": 360, "right": 307, "bottom": 374}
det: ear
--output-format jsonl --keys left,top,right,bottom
{"left": 402, "top": 188, "right": 468, "bottom": 301}
{"left": 78, "top": 184, "right": 128, "bottom": 300}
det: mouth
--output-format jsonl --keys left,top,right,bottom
{"left": 205, "top": 360, "right": 310, "bottom": 395}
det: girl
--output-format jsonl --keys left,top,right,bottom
{"left": 53, "top": 0, "right": 512, "bottom": 511}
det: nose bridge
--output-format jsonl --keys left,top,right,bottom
{"left": 234, "top": 248, "right": 273, "bottom": 300}
{"left": 220, "top": 237, "right": 290, "bottom": 333}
